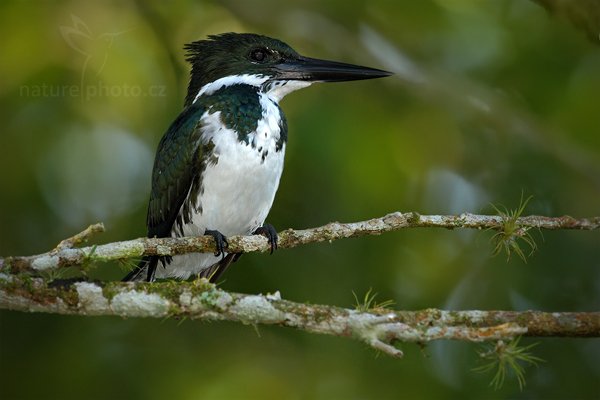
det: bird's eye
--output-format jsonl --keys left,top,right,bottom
{"left": 250, "top": 48, "right": 267, "bottom": 62}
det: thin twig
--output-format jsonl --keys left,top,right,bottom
{"left": 54, "top": 222, "right": 105, "bottom": 251}
{"left": 1, "top": 212, "right": 598, "bottom": 274}
{"left": 1, "top": 277, "right": 598, "bottom": 357}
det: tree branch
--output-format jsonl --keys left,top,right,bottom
{"left": 54, "top": 222, "right": 105, "bottom": 251}
{"left": 2, "top": 211, "right": 598, "bottom": 274}
{"left": 1, "top": 276, "right": 598, "bottom": 357}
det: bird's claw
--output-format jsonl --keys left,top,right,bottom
{"left": 254, "top": 223, "right": 278, "bottom": 254}
{"left": 205, "top": 229, "right": 228, "bottom": 258}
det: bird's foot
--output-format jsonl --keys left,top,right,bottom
{"left": 204, "top": 229, "right": 228, "bottom": 258}
{"left": 253, "top": 223, "right": 278, "bottom": 254}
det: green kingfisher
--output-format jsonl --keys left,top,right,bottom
{"left": 123, "top": 33, "right": 391, "bottom": 282}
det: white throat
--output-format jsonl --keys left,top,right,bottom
{"left": 193, "top": 74, "right": 268, "bottom": 103}
{"left": 193, "top": 74, "right": 312, "bottom": 104}
{"left": 265, "top": 80, "right": 312, "bottom": 102}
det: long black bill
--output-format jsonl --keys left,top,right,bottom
{"left": 276, "top": 55, "right": 392, "bottom": 82}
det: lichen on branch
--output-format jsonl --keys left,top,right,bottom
{"left": 2, "top": 276, "right": 598, "bottom": 357}
{"left": 1, "top": 211, "right": 598, "bottom": 275}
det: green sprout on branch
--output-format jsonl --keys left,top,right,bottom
{"left": 473, "top": 336, "right": 544, "bottom": 390}
{"left": 352, "top": 287, "right": 395, "bottom": 312}
{"left": 490, "top": 193, "right": 538, "bottom": 262}
{"left": 116, "top": 257, "right": 141, "bottom": 273}
{"left": 80, "top": 244, "right": 99, "bottom": 272}
{"left": 40, "top": 264, "right": 69, "bottom": 282}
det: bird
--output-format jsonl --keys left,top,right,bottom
{"left": 123, "top": 32, "right": 391, "bottom": 282}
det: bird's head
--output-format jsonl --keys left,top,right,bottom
{"left": 184, "top": 32, "right": 391, "bottom": 106}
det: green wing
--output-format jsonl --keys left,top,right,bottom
{"left": 147, "top": 103, "right": 208, "bottom": 238}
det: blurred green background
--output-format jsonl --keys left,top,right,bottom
{"left": 1, "top": 1, "right": 599, "bottom": 399}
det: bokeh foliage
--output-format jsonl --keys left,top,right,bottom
{"left": 1, "top": 1, "right": 599, "bottom": 399}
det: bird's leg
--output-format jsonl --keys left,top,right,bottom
{"left": 204, "top": 229, "right": 228, "bottom": 258}
{"left": 253, "top": 223, "right": 278, "bottom": 254}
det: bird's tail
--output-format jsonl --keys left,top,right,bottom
{"left": 199, "top": 253, "right": 242, "bottom": 283}
{"left": 122, "top": 256, "right": 159, "bottom": 282}
{"left": 122, "top": 254, "right": 241, "bottom": 282}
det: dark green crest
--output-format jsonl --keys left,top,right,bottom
{"left": 184, "top": 33, "right": 299, "bottom": 106}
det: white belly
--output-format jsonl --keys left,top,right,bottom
{"left": 156, "top": 105, "right": 285, "bottom": 279}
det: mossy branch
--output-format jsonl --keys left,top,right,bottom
{"left": 1, "top": 211, "right": 598, "bottom": 274}
{"left": 1, "top": 276, "right": 599, "bottom": 358}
